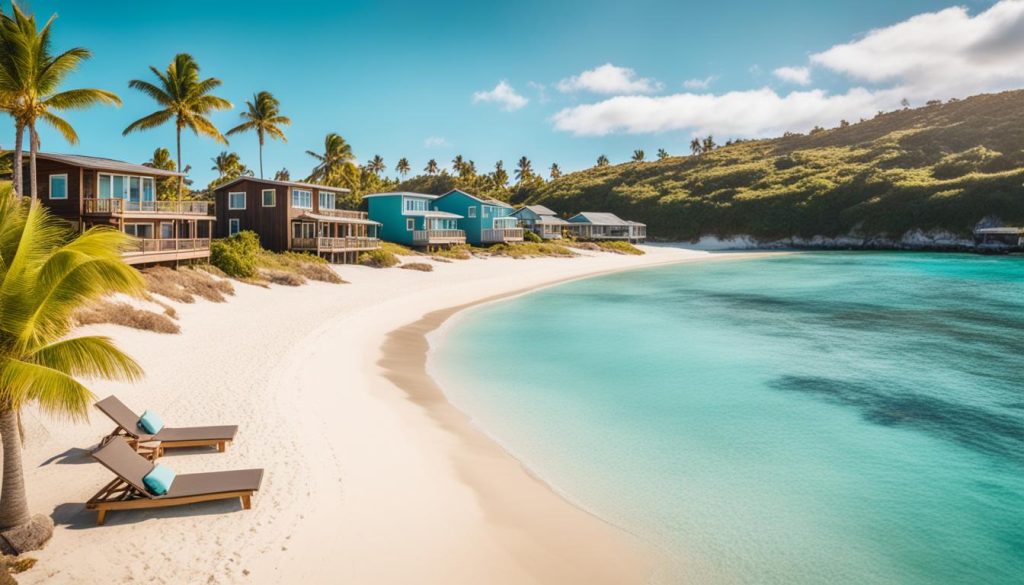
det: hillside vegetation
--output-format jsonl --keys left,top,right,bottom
{"left": 530, "top": 90, "right": 1024, "bottom": 241}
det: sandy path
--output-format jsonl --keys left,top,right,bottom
{"left": 12, "top": 245, "right": 745, "bottom": 584}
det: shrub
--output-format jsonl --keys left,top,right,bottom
{"left": 381, "top": 241, "right": 420, "bottom": 256}
{"left": 358, "top": 248, "right": 400, "bottom": 268}
{"left": 210, "top": 231, "right": 261, "bottom": 278}
{"left": 259, "top": 269, "right": 305, "bottom": 286}
{"left": 400, "top": 262, "right": 434, "bottom": 272}
{"left": 74, "top": 301, "right": 180, "bottom": 334}
{"left": 142, "top": 267, "right": 235, "bottom": 303}
{"left": 260, "top": 251, "right": 344, "bottom": 284}
{"left": 431, "top": 244, "right": 472, "bottom": 260}
{"left": 595, "top": 241, "right": 644, "bottom": 255}
{"left": 523, "top": 230, "right": 542, "bottom": 243}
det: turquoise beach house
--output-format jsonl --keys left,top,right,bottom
{"left": 432, "top": 189, "right": 524, "bottom": 245}
{"left": 363, "top": 192, "right": 466, "bottom": 247}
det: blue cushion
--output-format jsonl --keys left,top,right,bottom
{"left": 138, "top": 410, "right": 164, "bottom": 434}
{"left": 143, "top": 463, "right": 176, "bottom": 495}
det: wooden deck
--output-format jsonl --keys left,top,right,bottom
{"left": 83, "top": 198, "right": 213, "bottom": 217}
{"left": 413, "top": 229, "right": 466, "bottom": 245}
{"left": 121, "top": 238, "right": 211, "bottom": 265}
{"left": 291, "top": 236, "right": 381, "bottom": 252}
{"left": 481, "top": 228, "right": 525, "bottom": 243}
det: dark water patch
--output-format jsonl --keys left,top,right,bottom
{"left": 770, "top": 375, "right": 1024, "bottom": 463}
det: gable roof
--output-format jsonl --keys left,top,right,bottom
{"left": 436, "top": 189, "right": 513, "bottom": 209}
{"left": 569, "top": 212, "right": 631, "bottom": 226}
{"left": 523, "top": 204, "right": 557, "bottom": 216}
{"left": 22, "top": 152, "right": 184, "bottom": 177}
{"left": 215, "top": 176, "right": 350, "bottom": 193}
{"left": 362, "top": 191, "right": 438, "bottom": 200}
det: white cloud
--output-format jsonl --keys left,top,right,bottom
{"left": 683, "top": 76, "right": 717, "bottom": 90}
{"left": 810, "top": 0, "right": 1024, "bottom": 100}
{"left": 472, "top": 80, "right": 529, "bottom": 111}
{"left": 552, "top": 0, "right": 1024, "bottom": 138}
{"left": 423, "top": 136, "right": 450, "bottom": 148}
{"left": 773, "top": 66, "right": 811, "bottom": 85}
{"left": 556, "top": 63, "right": 663, "bottom": 94}
{"left": 551, "top": 87, "right": 898, "bottom": 137}
{"left": 528, "top": 81, "right": 550, "bottom": 103}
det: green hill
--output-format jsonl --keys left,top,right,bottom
{"left": 530, "top": 90, "right": 1024, "bottom": 242}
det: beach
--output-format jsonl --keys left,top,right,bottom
{"left": 17, "top": 245, "right": 731, "bottom": 584}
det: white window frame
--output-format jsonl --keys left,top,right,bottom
{"left": 318, "top": 191, "right": 336, "bottom": 210}
{"left": 124, "top": 222, "right": 154, "bottom": 238}
{"left": 467, "top": 206, "right": 477, "bottom": 218}
{"left": 49, "top": 174, "right": 69, "bottom": 200}
{"left": 292, "top": 189, "right": 313, "bottom": 209}
{"left": 262, "top": 189, "right": 276, "bottom": 207}
{"left": 159, "top": 223, "right": 174, "bottom": 239}
{"left": 228, "top": 218, "right": 241, "bottom": 236}
{"left": 406, "top": 218, "right": 415, "bottom": 231}
{"left": 228, "top": 191, "right": 246, "bottom": 210}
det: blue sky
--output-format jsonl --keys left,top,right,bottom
{"left": 1, "top": 0, "right": 1014, "bottom": 187}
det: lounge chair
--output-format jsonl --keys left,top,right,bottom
{"left": 94, "top": 395, "right": 238, "bottom": 455}
{"left": 86, "top": 437, "right": 263, "bottom": 525}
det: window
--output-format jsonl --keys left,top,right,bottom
{"left": 49, "top": 174, "right": 68, "bottom": 199}
{"left": 292, "top": 222, "right": 315, "bottom": 239}
{"left": 319, "top": 191, "right": 336, "bottom": 210}
{"left": 406, "top": 218, "right": 415, "bottom": 231}
{"left": 228, "top": 192, "right": 246, "bottom": 210}
{"left": 124, "top": 223, "right": 153, "bottom": 238}
{"left": 97, "top": 173, "right": 133, "bottom": 199}
{"left": 467, "top": 206, "right": 477, "bottom": 218}
{"left": 98, "top": 174, "right": 112, "bottom": 199}
{"left": 404, "top": 197, "right": 428, "bottom": 212}
{"left": 142, "top": 178, "right": 155, "bottom": 202}
{"left": 482, "top": 206, "right": 490, "bottom": 218}
{"left": 262, "top": 189, "right": 276, "bottom": 207}
{"left": 112, "top": 175, "right": 126, "bottom": 199}
{"left": 292, "top": 189, "right": 312, "bottom": 209}
{"left": 228, "top": 218, "right": 241, "bottom": 236}
{"left": 160, "top": 223, "right": 174, "bottom": 239}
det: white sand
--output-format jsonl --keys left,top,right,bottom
{"left": 14, "top": 245, "right": 748, "bottom": 584}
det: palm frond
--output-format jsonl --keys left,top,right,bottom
{"left": 122, "top": 109, "right": 174, "bottom": 135}
{"left": 39, "top": 111, "right": 78, "bottom": 144}
{"left": 30, "top": 336, "right": 143, "bottom": 382}
{"left": 127, "top": 79, "right": 171, "bottom": 105}
{"left": 44, "top": 88, "right": 121, "bottom": 110}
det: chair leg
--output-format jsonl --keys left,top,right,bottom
{"left": 96, "top": 509, "right": 107, "bottom": 526}
{"left": 218, "top": 442, "right": 226, "bottom": 453}
{"left": 241, "top": 495, "right": 251, "bottom": 510}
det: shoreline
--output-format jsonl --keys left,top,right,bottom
{"left": 17, "top": 245, "right": 777, "bottom": 584}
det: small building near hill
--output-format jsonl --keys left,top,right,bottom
{"left": 513, "top": 204, "right": 569, "bottom": 239}
{"left": 431, "top": 189, "right": 523, "bottom": 245}
{"left": 567, "top": 212, "right": 646, "bottom": 243}
{"left": 363, "top": 192, "right": 466, "bottom": 247}
{"left": 213, "top": 177, "right": 380, "bottom": 264}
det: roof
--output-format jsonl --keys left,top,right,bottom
{"left": 23, "top": 152, "right": 184, "bottom": 177}
{"left": 436, "top": 189, "right": 513, "bottom": 209}
{"left": 569, "top": 212, "right": 631, "bottom": 226}
{"left": 520, "top": 204, "right": 558, "bottom": 216}
{"left": 215, "top": 176, "right": 350, "bottom": 193}
{"left": 294, "top": 212, "right": 381, "bottom": 226}
{"left": 975, "top": 227, "right": 1023, "bottom": 234}
{"left": 362, "top": 191, "right": 438, "bottom": 200}
{"left": 536, "top": 216, "right": 569, "bottom": 225}
{"left": 405, "top": 210, "right": 463, "bottom": 219}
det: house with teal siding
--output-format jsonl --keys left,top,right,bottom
{"left": 513, "top": 205, "right": 569, "bottom": 239}
{"left": 363, "top": 192, "right": 466, "bottom": 247}
{"left": 432, "top": 189, "right": 524, "bottom": 245}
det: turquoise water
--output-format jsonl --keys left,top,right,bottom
{"left": 431, "top": 252, "right": 1024, "bottom": 584}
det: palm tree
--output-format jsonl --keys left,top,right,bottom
{"left": 702, "top": 135, "right": 716, "bottom": 153}
{"left": 305, "top": 132, "right": 355, "bottom": 184}
{"left": 225, "top": 91, "right": 290, "bottom": 179}
{"left": 143, "top": 147, "right": 177, "bottom": 200}
{"left": 690, "top": 138, "right": 702, "bottom": 156}
{"left": 451, "top": 154, "right": 465, "bottom": 174}
{"left": 210, "top": 151, "right": 244, "bottom": 176}
{"left": 632, "top": 149, "right": 645, "bottom": 162}
{"left": 459, "top": 159, "right": 476, "bottom": 179}
{"left": 396, "top": 157, "right": 411, "bottom": 178}
{"left": 0, "top": 192, "right": 144, "bottom": 551}
{"left": 515, "top": 156, "right": 533, "bottom": 183}
{"left": 425, "top": 159, "right": 439, "bottom": 176}
{"left": 366, "top": 154, "right": 385, "bottom": 176}
{"left": 0, "top": 2, "right": 122, "bottom": 201}
{"left": 123, "top": 53, "right": 232, "bottom": 198}
{"left": 549, "top": 163, "right": 562, "bottom": 179}
{"left": 596, "top": 154, "right": 609, "bottom": 167}
{"left": 657, "top": 148, "right": 670, "bottom": 160}
{"left": 273, "top": 168, "right": 290, "bottom": 181}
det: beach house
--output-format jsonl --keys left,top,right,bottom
{"left": 364, "top": 192, "right": 466, "bottom": 247}
{"left": 16, "top": 152, "right": 214, "bottom": 265}
{"left": 512, "top": 205, "right": 569, "bottom": 240}
{"left": 431, "top": 189, "right": 523, "bottom": 245}
{"left": 567, "top": 212, "right": 647, "bottom": 243}
{"left": 214, "top": 177, "right": 380, "bottom": 263}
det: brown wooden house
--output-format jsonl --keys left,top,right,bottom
{"left": 213, "top": 177, "right": 380, "bottom": 263}
{"left": 18, "top": 152, "right": 214, "bottom": 265}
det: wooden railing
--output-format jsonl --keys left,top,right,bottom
{"left": 315, "top": 208, "right": 369, "bottom": 220}
{"left": 84, "top": 198, "right": 212, "bottom": 216}
{"left": 413, "top": 229, "right": 465, "bottom": 244}
{"left": 482, "top": 228, "right": 525, "bottom": 242}
{"left": 291, "top": 236, "right": 381, "bottom": 250}
{"left": 123, "top": 238, "right": 211, "bottom": 255}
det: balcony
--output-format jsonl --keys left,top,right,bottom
{"left": 121, "top": 238, "right": 211, "bottom": 265}
{"left": 412, "top": 229, "right": 466, "bottom": 245}
{"left": 84, "top": 198, "right": 213, "bottom": 216}
{"left": 314, "top": 208, "right": 370, "bottom": 221}
{"left": 291, "top": 236, "right": 381, "bottom": 251}
{"left": 482, "top": 228, "right": 525, "bottom": 243}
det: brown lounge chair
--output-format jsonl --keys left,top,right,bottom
{"left": 86, "top": 437, "right": 263, "bottom": 525}
{"left": 95, "top": 395, "right": 238, "bottom": 455}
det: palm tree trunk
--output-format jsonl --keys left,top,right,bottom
{"left": 259, "top": 143, "right": 264, "bottom": 179}
{"left": 176, "top": 124, "right": 183, "bottom": 201}
{"left": 12, "top": 122, "right": 24, "bottom": 197}
{"left": 0, "top": 408, "right": 31, "bottom": 530}
{"left": 29, "top": 122, "right": 39, "bottom": 202}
